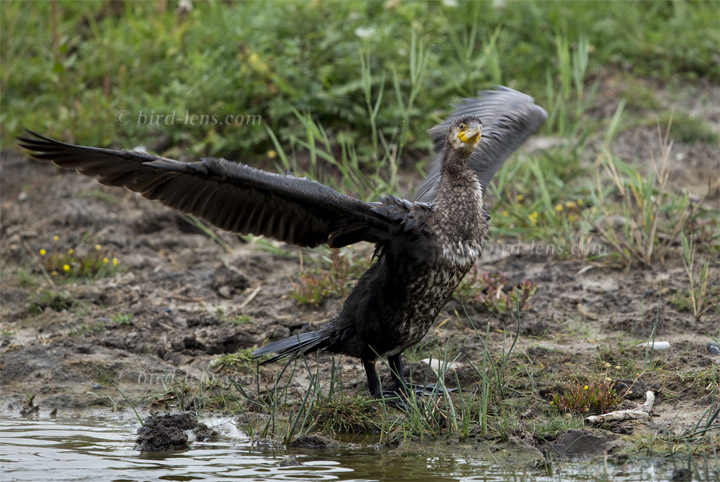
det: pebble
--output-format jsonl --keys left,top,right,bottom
{"left": 706, "top": 342, "right": 720, "bottom": 356}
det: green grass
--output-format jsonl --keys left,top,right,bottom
{"left": 211, "top": 348, "right": 258, "bottom": 371}
{"left": 68, "top": 319, "right": 106, "bottom": 337}
{"left": 34, "top": 236, "right": 121, "bottom": 280}
{"left": 112, "top": 312, "right": 133, "bottom": 325}
{"left": 4, "top": 0, "right": 718, "bottom": 265}
{"left": 456, "top": 267, "right": 537, "bottom": 314}
{"left": 3, "top": 0, "right": 718, "bottom": 157}
{"left": 291, "top": 248, "right": 371, "bottom": 306}
{"left": 657, "top": 112, "right": 720, "bottom": 145}
{"left": 551, "top": 379, "right": 621, "bottom": 415}
{"left": 27, "top": 289, "right": 75, "bottom": 314}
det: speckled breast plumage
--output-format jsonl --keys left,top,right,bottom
{"left": 383, "top": 233, "right": 486, "bottom": 356}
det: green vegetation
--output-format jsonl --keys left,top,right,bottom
{"left": 291, "top": 248, "right": 371, "bottom": 306}
{"left": 211, "top": 348, "right": 257, "bottom": 371}
{"left": 457, "top": 267, "right": 537, "bottom": 314}
{"left": 35, "top": 236, "right": 120, "bottom": 280}
{"left": 28, "top": 289, "right": 75, "bottom": 314}
{"left": 3, "top": 1, "right": 718, "bottom": 264}
{"left": 678, "top": 233, "right": 718, "bottom": 321}
{"left": 551, "top": 379, "right": 621, "bottom": 415}
{"left": 14, "top": 268, "right": 39, "bottom": 288}
{"left": 229, "top": 314, "right": 252, "bottom": 325}
{"left": 68, "top": 319, "right": 106, "bottom": 337}
{"left": 3, "top": 0, "right": 718, "bottom": 158}
{"left": 112, "top": 312, "right": 133, "bottom": 325}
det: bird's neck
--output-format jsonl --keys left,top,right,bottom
{"left": 431, "top": 149, "right": 487, "bottom": 258}
{"left": 435, "top": 150, "right": 483, "bottom": 209}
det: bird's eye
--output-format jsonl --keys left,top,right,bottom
{"left": 459, "top": 123, "right": 467, "bottom": 130}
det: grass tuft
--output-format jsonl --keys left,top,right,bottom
{"left": 457, "top": 268, "right": 537, "bottom": 314}
{"left": 291, "top": 249, "right": 370, "bottom": 306}
{"left": 35, "top": 237, "right": 120, "bottom": 280}
{"left": 551, "top": 379, "right": 621, "bottom": 415}
{"left": 28, "top": 289, "right": 74, "bottom": 314}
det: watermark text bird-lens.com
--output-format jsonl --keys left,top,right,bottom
{"left": 116, "top": 110, "right": 262, "bottom": 126}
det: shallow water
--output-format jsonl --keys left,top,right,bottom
{"left": 0, "top": 413, "right": 670, "bottom": 481}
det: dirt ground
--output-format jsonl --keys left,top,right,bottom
{"left": 1, "top": 82, "right": 719, "bottom": 463}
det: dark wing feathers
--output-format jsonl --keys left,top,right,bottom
{"left": 414, "top": 86, "right": 547, "bottom": 202}
{"left": 18, "top": 86, "right": 544, "bottom": 247}
{"left": 17, "top": 131, "right": 395, "bottom": 248}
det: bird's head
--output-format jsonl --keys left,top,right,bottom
{"left": 445, "top": 115, "right": 483, "bottom": 157}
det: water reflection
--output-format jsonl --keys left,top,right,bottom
{"left": 0, "top": 414, "right": 671, "bottom": 481}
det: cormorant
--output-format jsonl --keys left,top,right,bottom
{"left": 18, "top": 87, "right": 546, "bottom": 401}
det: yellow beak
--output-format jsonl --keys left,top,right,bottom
{"left": 457, "top": 125, "right": 482, "bottom": 145}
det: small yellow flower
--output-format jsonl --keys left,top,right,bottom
{"left": 53, "top": 235, "right": 59, "bottom": 242}
{"left": 502, "top": 210, "right": 509, "bottom": 217}
{"left": 583, "top": 385, "right": 589, "bottom": 390}
{"left": 267, "top": 150, "right": 277, "bottom": 159}
{"left": 39, "top": 248, "right": 47, "bottom": 256}
{"left": 577, "top": 199, "right": 584, "bottom": 206}
{"left": 604, "top": 362, "right": 611, "bottom": 368}
{"left": 516, "top": 194, "right": 524, "bottom": 202}
{"left": 568, "top": 215, "right": 576, "bottom": 222}
{"left": 68, "top": 248, "right": 75, "bottom": 255}
{"left": 528, "top": 212, "right": 539, "bottom": 224}
{"left": 51, "top": 271, "right": 58, "bottom": 276}
{"left": 103, "top": 257, "right": 109, "bottom": 264}
{"left": 112, "top": 258, "right": 118, "bottom": 267}
{"left": 605, "top": 377, "right": 612, "bottom": 382}
{"left": 615, "top": 365, "right": 621, "bottom": 370}
{"left": 554, "top": 203, "right": 563, "bottom": 212}
{"left": 63, "top": 264, "right": 70, "bottom": 272}
{"left": 549, "top": 400, "right": 554, "bottom": 405}
{"left": 565, "top": 201, "right": 576, "bottom": 209}
{"left": 95, "top": 244, "right": 102, "bottom": 251}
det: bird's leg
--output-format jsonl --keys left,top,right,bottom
{"left": 386, "top": 353, "right": 456, "bottom": 396}
{"left": 365, "top": 357, "right": 412, "bottom": 409}
{"left": 363, "top": 359, "right": 382, "bottom": 399}
{"left": 387, "top": 353, "right": 407, "bottom": 388}
{"left": 366, "top": 355, "right": 456, "bottom": 410}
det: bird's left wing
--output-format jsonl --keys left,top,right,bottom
{"left": 18, "top": 131, "right": 397, "bottom": 248}
{"left": 414, "top": 86, "right": 547, "bottom": 202}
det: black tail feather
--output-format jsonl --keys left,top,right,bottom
{"left": 252, "top": 331, "right": 329, "bottom": 365}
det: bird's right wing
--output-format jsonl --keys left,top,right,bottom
{"left": 414, "top": 87, "right": 547, "bottom": 202}
{"left": 18, "top": 131, "right": 397, "bottom": 248}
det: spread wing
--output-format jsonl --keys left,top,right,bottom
{"left": 414, "top": 86, "right": 547, "bottom": 202}
{"left": 18, "top": 131, "right": 397, "bottom": 248}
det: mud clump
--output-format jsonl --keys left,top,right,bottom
{"left": 211, "top": 262, "right": 250, "bottom": 298}
{"left": 135, "top": 412, "right": 216, "bottom": 452}
{"left": 545, "top": 429, "right": 628, "bottom": 459}
{"left": 287, "top": 433, "right": 340, "bottom": 449}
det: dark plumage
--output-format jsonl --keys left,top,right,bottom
{"left": 17, "top": 87, "right": 546, "bottom": 402}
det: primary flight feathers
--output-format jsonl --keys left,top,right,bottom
{"left": 17, "top": 131, "right": 397, "bottom": 248}
{"left": 18, "top": 87, "right": 545, "bottom": 249}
